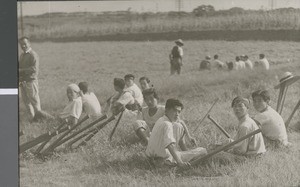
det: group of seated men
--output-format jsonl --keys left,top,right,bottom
{"left": 58, "top": 73, "right": 291, "bottom": 169}
{"left": 200, "top": 53, "right": 270, "bottom": 71}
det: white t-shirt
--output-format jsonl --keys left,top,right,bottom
{"left": 60, "top": 97, "right": 82, "bottom": 120}
{"left": 146, "top": 116, "right": 176, "bottom": 160}
{"left": 214, "top": 59, "right": 225, "bottom": 69}
{"left": 125, "top": 83, "right": 143, "bottom": 106}
{"left": 116, "top": 91, "right": 135, "bottom": 106}
{"left": 254, "top": 106, "right": 288, "bottom": 143}
{"left": 81, "top": 92, "right": 102, "bottom": 118}
{"left": 258, "top": 58, "right": 270, "bottom": 70}
{"left": 232, "top": 115, "right": 266, "bottom": 155}
{"left": 245, "top": 59, "right": 253, "bottom": 69}
{"left": 137, "top": 105, "right": 165, "bottom": 130}
{"left": 178, "top": 46, "right": 183, "bottom": 57}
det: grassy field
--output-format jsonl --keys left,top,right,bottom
{"left": 19, "top": 40, "right": 300, "bottom": 186}
{"left": 19, "top": 10, "right": 300, "bottom": 41}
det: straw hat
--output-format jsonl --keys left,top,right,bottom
{"left": 274, "top": 72, "right": 300, "bottom": 89}
{"left": 175, "top": 39, "right": 184, "bottom": 46}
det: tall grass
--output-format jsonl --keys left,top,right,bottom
{"left": 20, "top": 40, "right": 300, "bottom": 186}
{"left": 19, "top": 10, "right": 300, "bottom": 40}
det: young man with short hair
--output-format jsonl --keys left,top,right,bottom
{"left": 124, "top": 74, "right": 144, "bottom": 107}
{"left": 227, "top": 96, "right": 266, "bottom": 156}
{"left": 106, "top": 78, "right": 136, "bottom": 116}
{"left": 252, "top": 89, "right": 291, "bottom": 147}
{"left": 78, "top": 82, "right": 102, "bottom": 120}
{"left": 146, "top": 98, "right": 207, "bottom": 168}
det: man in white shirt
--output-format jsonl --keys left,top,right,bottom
{"left": 252, "top": 89, "right": 291, "bottom": 147}
{"left": 235, "top": 56, "right": 245, "bottom": 70}
{"left": 243, "top": 55, "right": 253, "bottom": 70}
{"left": 124, "top": 74, "right": 144, "bottom": 107}
{"left": 106, "top": 78, "right": 136, "bottom": 116}
{"left": 78, "top": 82, "right": 102, "bottom": 120}
{"left": 213, "top": 54, "right": 225, "bottom": 69}
{"left": 146, "top": 99, "right": 207, "bottom": 168}
{"left": 256, "top": 54, "right": 270, "bottom": 70}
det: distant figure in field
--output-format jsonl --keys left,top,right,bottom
{"left": 255, "top": 54, "right": 270, "bottom": 70}
{"left": 243, "top": 55, "right": 253, "bottom": 70}
{"left": 145, "top": 98, "right": 207, "bottom": 168}
{"left": 19, "top": 36, "right": 52, "bottom": 122}
{"left": 59, "top": 84, "right": 83, "bottom": 126}
{"left": 252, "top": 89, "right": 291, "bottom": 147}
{"left": 124, "top": 74, "right": 144, "bottom": 108}
{"left": 234, "top": 56, "right": 245, "bottom": 70}
{"left": 169, "top": 39, "right": 184, "bottom": 75}
{"left": 139, "top": 76, "right": 153, "bottom": 91}
{"left": 78, "top": 82, "right": 102, "bottom": 120}
{"left": 213, "top": 54, "right": 225, "bottom": 70}
{"left": 226, "top": 61, "right": 234, "bottom": 71}
{"left": 199, "top": 56, "right": 211, "bottom": 70}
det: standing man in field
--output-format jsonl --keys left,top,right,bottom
{"left": 19, "top": 37, "right": 51, "bottom": 122}
{"left": 169, "top": 39, "right": 184, "bottom": 75}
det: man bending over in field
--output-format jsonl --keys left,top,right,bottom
{"left": 78, "top": 82, "right": 102, "bottom": 120}
{"left": 146, "top": 98, "right": 206, "bottom": 168}
{"left": 59, "top": 84, "right": 83, "bottom": 126}
{"left": 252, "top": 89, "right": 291, "bottom": 147}
{"left": 133, "top": 88, "right": 196, "bottom": 146}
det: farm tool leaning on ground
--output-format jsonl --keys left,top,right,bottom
{"left": 274, "top": 72, "right": 300, "bottom": 128}
{"left": 178, "top": 97, "right": 266, "bottom": 171}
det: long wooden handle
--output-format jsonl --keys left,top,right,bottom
{"left": 189, "top": 129, "right": 261, "bottom": 166}
{"left": 285, "top": 99, "right": 300, "bottom": 128}
{"left": 77, "top": 115, "right": 116, "bottom": 147}
{"left": 42, "top": 115, "right": 107, "bottom": 153}
{"left": 193, "top": 98, "right": 219, "bottom": 133}
{"left": 109, "top": 111, "right": 124, "bottom": 141}
{"left": 208, "top": 115, "right": 231, "bottom": 138}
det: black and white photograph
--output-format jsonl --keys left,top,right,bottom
{"left": 18, "top": 0, "right": 300, "bottom": 186}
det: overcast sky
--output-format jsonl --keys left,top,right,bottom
{"left": 18, "top": 0, "right": 300, "bottom": 16}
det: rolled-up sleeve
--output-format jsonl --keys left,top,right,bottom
{"left": 162, "top": 122, "right": 176, "bottom": 148}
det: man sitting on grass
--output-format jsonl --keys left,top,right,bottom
{"left": 124, "top": 74, "right": 144, "bottom": 108}
{"left": 145, "top": 98, "right": 207, "bottom": 168}
{"left": 199, "top": 56, "right": 211, "bottom": 70}
{"left": 133, "top": 88, "right": 196, "bottom": 146}
{"left": 105, "top": 78, "right": 138, "bottom": 116}
{"left": 78, "top": 82, "right": 102, "bottom": 120}
{"left": 252, "top": 89, "right": 291, "bottom": 147}
{"left": 59, "top": 84, "right": 83, "bottom": 126}
{"left": 226, "top": 96, "right": 266, "bottom": 156}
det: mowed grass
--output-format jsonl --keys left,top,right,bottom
{"left": 19, "top": 40, "right": 300, "bottom": 186}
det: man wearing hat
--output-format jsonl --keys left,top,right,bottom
{"left": 169, "top": 39, "right": 184, "bottom": 75}
{"left": 199, "top": 55, "right": 211, "bottom": 70}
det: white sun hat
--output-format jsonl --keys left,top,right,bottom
{"left": 274, "top": 72, "right": 300, "bottom": 89}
